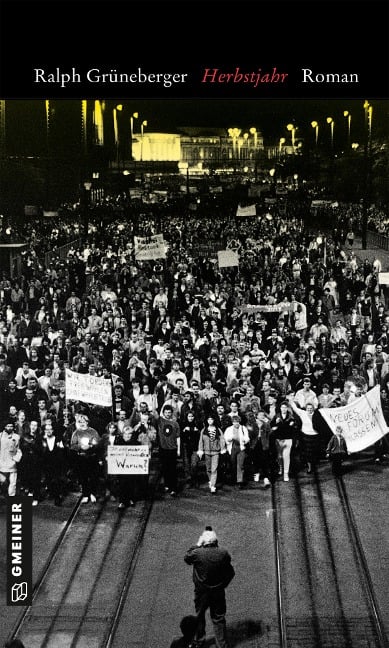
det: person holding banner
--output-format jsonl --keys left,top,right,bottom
{"left": 157, "top": 404, "right": 181, "bottom": 496}
{"left": 70, "top": 412, "right": 101, "bottom": 503}
{"left": 326, "top": 426, "right": 348, "bottom": 476}
{"left": 115, "top": 425, "right": 138, "bottom": 509}
{"left": 288, "top": 399, "right": 321, "bottom": 474}
{"left": 131, "top": 413, "right": 158, "bottom": 498}
{"left": 270, "top": 401, "right": 299, "bottom": 482}
{"left": 223, "top": 415, "right": 250, "bottom": 490}
{"left": 101, "top": 421, "right": 120, "bottom": 501}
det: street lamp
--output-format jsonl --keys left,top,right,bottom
{"left": 93, "top": 100, "right": 105, "bottom": 146}
{"left": 228, "top": 127, "right": 241, "bottom": 166}
{"left": 130, "top": 111, "right": 139, "bottom": 160}
{"left": 343, "top": 110, "right": 351, "bottom": 148}
{"left": 45, "top": 99, "right": 51, "bottom": 206}
{"left": 286, "top": 123, "right": 296, "bottom": 153}
{"left": 326, "top": 117, "right": 335, "bottom": 195}
{"left": 362, "top": 100, "right": 373, "bottom": 249}
{"left": 311, "top": 120, "right": 319, "bottom": 147}
{"left": 326, "top": 117, "right": 334, "bottom": 150}
{"left": 249, "top": 127, "right": 257, "bottom": 151}
{"left": 140, "top": 119, "right": 147, "bottom": 162}
{"left": 178, "top": 161, "right": 189, "bottom": 194}
{"left": 113, "top": 103, "right": 123, "bottom": 168}
{"left": 278, "top": 137, "right": 286, "bottom": 159}
{"left": 243, "top": 132, "right": 249, "bottom": 159}
{"left": 364, "top": 100, "right": 373, "bottom": 149}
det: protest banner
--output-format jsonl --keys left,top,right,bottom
{"left": 191, "top": 241, "right": 224, "bottom": 257}
{"left": 42, "top": 210, "right": 59, "bottom": 218}
{"left": 129, "top": 188, "right": 143, "bottom": 199}
{"left": 218, "top": 249, "right": 239, "bottom": 268}
{"left": 134, "top": 234, "right": 167, "bottom": 260}
{"left": 264, "top": 198, "right": 277, "bottom": 204}
{"left": 65, "top": 368, "right": 112, "bottom": 407}
{"left": 319, "top": 385, "right": 388, "bottom": 453}
{"left": 107, "top": 445, "right": 150, "bottom": 475}
{"left": 24, "top": 205, "right": 39, "bottom": 216}
{"left": 236, "top": 204, "right": 256, "bottom": 217}
{"left": 240, "top": 302, "right": 291, "bottom": 314}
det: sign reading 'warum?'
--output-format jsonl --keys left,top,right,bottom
{"left": 65, "top": 369, "right": 112, "bottom": 407}
{"left": 319, "top": 385, "right": 388, "bottom": 453}
{"left": 107, "top": 445, "right": 150, "bottom": 475}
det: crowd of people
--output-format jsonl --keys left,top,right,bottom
{"left": 1, "top": 193, "right": 389, "bottom": 509}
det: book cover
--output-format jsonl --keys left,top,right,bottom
{"left": 0, "top": 1, "right": 388, "bottom": 647}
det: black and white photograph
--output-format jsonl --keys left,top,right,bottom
{"left": 0, "top": 2, "right": 388, "bottom": 648}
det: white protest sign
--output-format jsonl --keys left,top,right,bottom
{"left": 107, "top": 445, "right": 150, "bottom": 475}
{"left": 134, "top": 234, "right": 167, "bottom": 260}
{"left": 319, "top": 385, "right": 388, "bottom": 453}
{"left": 240, "top": 302, "right": 291, "bottom": 313}
{"left": 218, "top": 249, "right": 239, "bottom": 268}
{"left": 379, "top": 272, "right": 389, "bottom": 285}
{"left": 65, "top": 368, "right": 112, "bottom": 407}
{"left": 236, "top": 204, "right": 256, "bottom": 217}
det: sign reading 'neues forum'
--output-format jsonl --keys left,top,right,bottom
{"left": 320, "top": 385, "right": 388, "bottom": 453}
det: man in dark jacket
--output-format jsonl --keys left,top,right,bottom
{"left": 157, "top": 404, "right": 180, "bottom": 495}
{"left": 184, "top": 528, "right": 234, "bottom": 648}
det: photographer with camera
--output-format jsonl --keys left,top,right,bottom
{"left": 184, "top": 526, "right": 235, "bottom": 648}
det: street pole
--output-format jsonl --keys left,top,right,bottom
{"left": 45, "top": 99, "right": 51, "bottom": 207}
{"left": 130, "top": 111, "right": 139, "bottom": 161}
{"left": 362, "top": 101, "right": 373, "bottom": 250}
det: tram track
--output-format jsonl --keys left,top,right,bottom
{"left": 7, "top": 468, "right": 160, "bottom": 648}
{"left": 335, "top": 477, "right": 388, "bottom": 648}
{"left": 272, "top": 470, "right": 389, "bottom": 648}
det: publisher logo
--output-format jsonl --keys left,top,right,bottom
{"left": 11, "top": 582, "right": 29, "bottom": 603}
{"left": 7, "top": 498, "right": 32, "bottom": 606}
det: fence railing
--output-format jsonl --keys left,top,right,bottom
{"left": 367, "top": 230, "right": 389, "bottom": 252}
